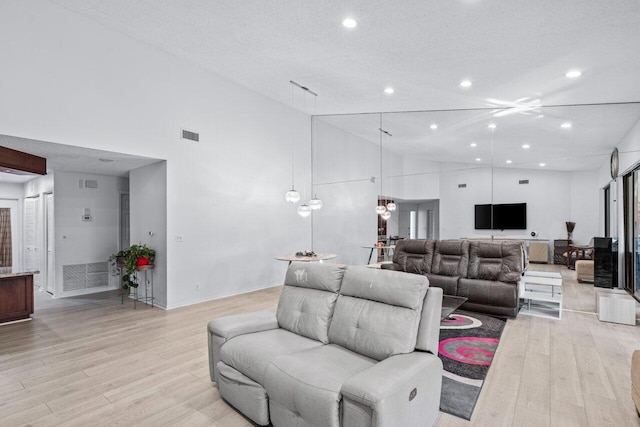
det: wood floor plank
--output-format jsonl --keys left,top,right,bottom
{"left": 516, "top": 352, "right": 551, "bottom": 414}
{"left": 549, "top": 399, "right": 588, "bottom": 427}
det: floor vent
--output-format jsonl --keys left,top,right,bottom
{"left": 63, "top": 262, "right": 109, "bottom": 291}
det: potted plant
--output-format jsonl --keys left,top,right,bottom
{"left": 110, "top": 244, "right": 156, "bottom": 290}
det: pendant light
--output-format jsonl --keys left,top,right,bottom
{"left": 376, "top": 116, "right": 393, "bottom": 217}
{"left": 298, "top": 204, "right": 312, "bottom": 217}
{"left": 285, "top": 81, "right": 300, "bottom": 203}
{"left": 309, "top": 100, "right": 322, "bottom": 210}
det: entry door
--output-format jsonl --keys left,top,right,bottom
{"left": 45, "top": 193, "right": 55, "bottom": 294}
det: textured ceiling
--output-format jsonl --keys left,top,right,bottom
{"left": 43, "top": 0, "right": 640, "bottom": 172}
{"left": 51, "top": 0, "right": 640, "bottom": 115}
{"left": 0, "top": 134, "right": 161, "bottom": 183}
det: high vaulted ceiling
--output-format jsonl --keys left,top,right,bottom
{"left": 34, "top": 0, "right": 640, "bottom": 172}
{"left": 52, "top": 0, "right": 640, "bottom": 115}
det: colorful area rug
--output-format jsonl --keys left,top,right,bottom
{"left": 438, "top": 310, "right": 506, "bottom": 420}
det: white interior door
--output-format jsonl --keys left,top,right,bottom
{"left": 45, "top": 193, "right": 55, "bottom": 294}
{"left": 24, "top": 196, "right": 41, "bottom": 287}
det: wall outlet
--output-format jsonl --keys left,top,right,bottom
{"left": 175, "top": 234, "right": 184, "bottom": 242}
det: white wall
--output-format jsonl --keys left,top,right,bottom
{"left": 439, "top": 165, "right": 599, "bottom": 243}
{"left": 1, "top": 1, "right": 310, "bottom": 309}
{"left": 52, "top": 171, "right": 126, "bottom": 297}
{"left": 130, "top": 162, "right": 167, "bottom": 308}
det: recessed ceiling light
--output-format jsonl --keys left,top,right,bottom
{"left": 430, "top": 124, "right": 438, "bottom": 130}
{"left": 342, "top": 18, "right": 357, "bottom": 28}
{"left": 488, "top": 123, "right": 496, "bottom": 129}
{"left": 522, "top": 144, "right": 530, "bottom": 149}
{"left": 460, "top": 80, "right": 472, "bottom": 88}
{"left": 565, "top": 70, "right": 582, "bottom": 78}
{"left": 506, "top": 160, "right": 513, "bottom": 164}
{"left": 470, "top": 143, "right": 477, "bottom": 147}
{"left": 475, "top": 158, "right": 481, "bottom": 162}
{"left": 539, "top": 163, "right": 546, "bottom": 167}
{"left": 561, "top": 122, "right": 572, "bottom": 129}
{"left": 384, "top": 87, "right": 394, "bottom": 94}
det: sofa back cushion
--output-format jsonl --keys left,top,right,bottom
{"left": 467, "top": 241, "right": 524, "bottom": 283}
{"left": 328, "top": 267, "right": 428, "bottom": 361}
{"left": 392, "top": 239, "right": 436, "bottom": 274}
{"left": 432, "top": 240, "right": 470, "bottom": 277}
{"left": 277, "top": 262, "right": 347, "bottom": 344}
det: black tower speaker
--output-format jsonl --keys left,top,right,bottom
{"left": 594, "top": 237, "right": 618, "bottom": 288}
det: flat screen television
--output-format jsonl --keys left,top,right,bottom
{"left": 474, "top": 203, "right": 527, "bottom": 230}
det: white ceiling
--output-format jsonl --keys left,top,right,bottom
{"left": 0, "top": 134, "right": 161, "bottom": 183}
{"left": 44, "top": 0, "right": 640, "bottom": 171}
{"left": 51, "top": 0, "right": 640, "bottom": 115}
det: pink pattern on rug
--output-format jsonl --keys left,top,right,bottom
{"left": 438, "top": 337, "right": 499, "bottom": 366}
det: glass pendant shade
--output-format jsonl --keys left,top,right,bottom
{"left": 381, "top": 210, "right": 392, "bottom": 220}
{"left": 297, "top": 204, "right": 312, "bottom": 217}
{"left": 375, "top": 205, "right": 387, "bottom": 215}
{"left": 309, "top": 196, "right": 323, "bottom": 210}
{"left": 386, "top": 202, "right": 396, "bottom": 211}
{"left": 285, "top": 189, "right": 301, "bottom": 203}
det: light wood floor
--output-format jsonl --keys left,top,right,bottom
{"left": 1, "top": 266, "right": 639, "bottom": 427}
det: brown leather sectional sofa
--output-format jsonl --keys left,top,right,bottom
{"left": 381, "top": 239, "right": 524, "bottom": 317}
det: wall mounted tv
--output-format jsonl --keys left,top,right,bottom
{"left": 475, "top": 203, "right": 527, "bottom": 230}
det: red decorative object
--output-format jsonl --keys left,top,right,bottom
{"left": 136, "top": 256, "right": 151, "bottom": 267}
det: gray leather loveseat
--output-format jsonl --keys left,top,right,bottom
{"left": 207, "top": 262, "right": 443, "bottom": 426}
{"left": 382, "top": 239, "right": 524, "bottom": 317}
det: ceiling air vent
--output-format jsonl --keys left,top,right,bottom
{"left": 519, "top": 179, "right": 529, "bottom": 185}
{"left": 181, "top": 129, "right": 199, "bottom": 142}
{"left": 458, "top": 184, "right": 467, "bottom": 188}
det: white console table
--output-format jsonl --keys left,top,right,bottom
{"left": 520, "top": 271, "right": 563, "bottom": 319}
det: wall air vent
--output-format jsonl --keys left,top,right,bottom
{"left": 84, "top": 180, "right": 98, "bottom": 188}
{"left": 181, "top": 129, "right": 199, "bottom": 142}
{"left": 458, "top": 184, "right": 467, "bottom": 188}
{"left": 519, "top": 179, "right": 529, "bottom": 185}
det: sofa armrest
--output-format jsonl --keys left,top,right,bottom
{"left": 207, "top": 310, "right": 278, "bottom": 383}
{"left": 341, "top": 352, "right": 443, "bottom": 427}
{"left": 380, "top": 263, "right": 402, "bottom": 271}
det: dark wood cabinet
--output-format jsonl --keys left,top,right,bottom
{"left": 0, "top": 274, "right": 34, "bottom": 323}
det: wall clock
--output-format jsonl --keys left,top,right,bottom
{"left": 610, "top": 148, "right": 619, "bottom": 179}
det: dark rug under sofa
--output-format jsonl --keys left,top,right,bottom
{"left": 438, "top": 310, "right": 506, "bottom": 420}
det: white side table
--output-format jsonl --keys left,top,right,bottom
{"left": 520, "top": 271, "right": 563, "bottom": 319}
{"left": 596, "top": 289, "right": 637, "bottom": 326}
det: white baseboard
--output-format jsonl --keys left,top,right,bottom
{"left": 164, "top": 283, "right": 281, "bottom": 311}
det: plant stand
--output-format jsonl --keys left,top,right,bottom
{"left": 133, "top": 264, "right": 154, "bottom": 308}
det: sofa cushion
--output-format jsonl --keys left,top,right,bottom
{"left": 458, "top": 278, "right": 518, "bottom": 310}
{"left": 284, "top": 261, "right": 346, "bottom": 292}
{"left": 220, "top": 328, "right": 322, "bottom": 384}
{"left": 432, "top": 240, "right": 470, "bottom": 278}
{"left": 277, "top": 262, "right": 347, "bottom": 343}
{"left": 265, "top": 344, "right": 375, "bottom": 427}
{"left": 217, "top": 362, "right": 269, "bottom": 426}
{"left": 391, "top": 239, "right": 435, "bottom": 274}
{"left": 328, "top": 267, "right": 428, "bottom": 361}
{"left": 467, "top": 241, "right": 523, "bottom": 283}
{"left": 424, "top": 273, "right": 459, "bottom": 296}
